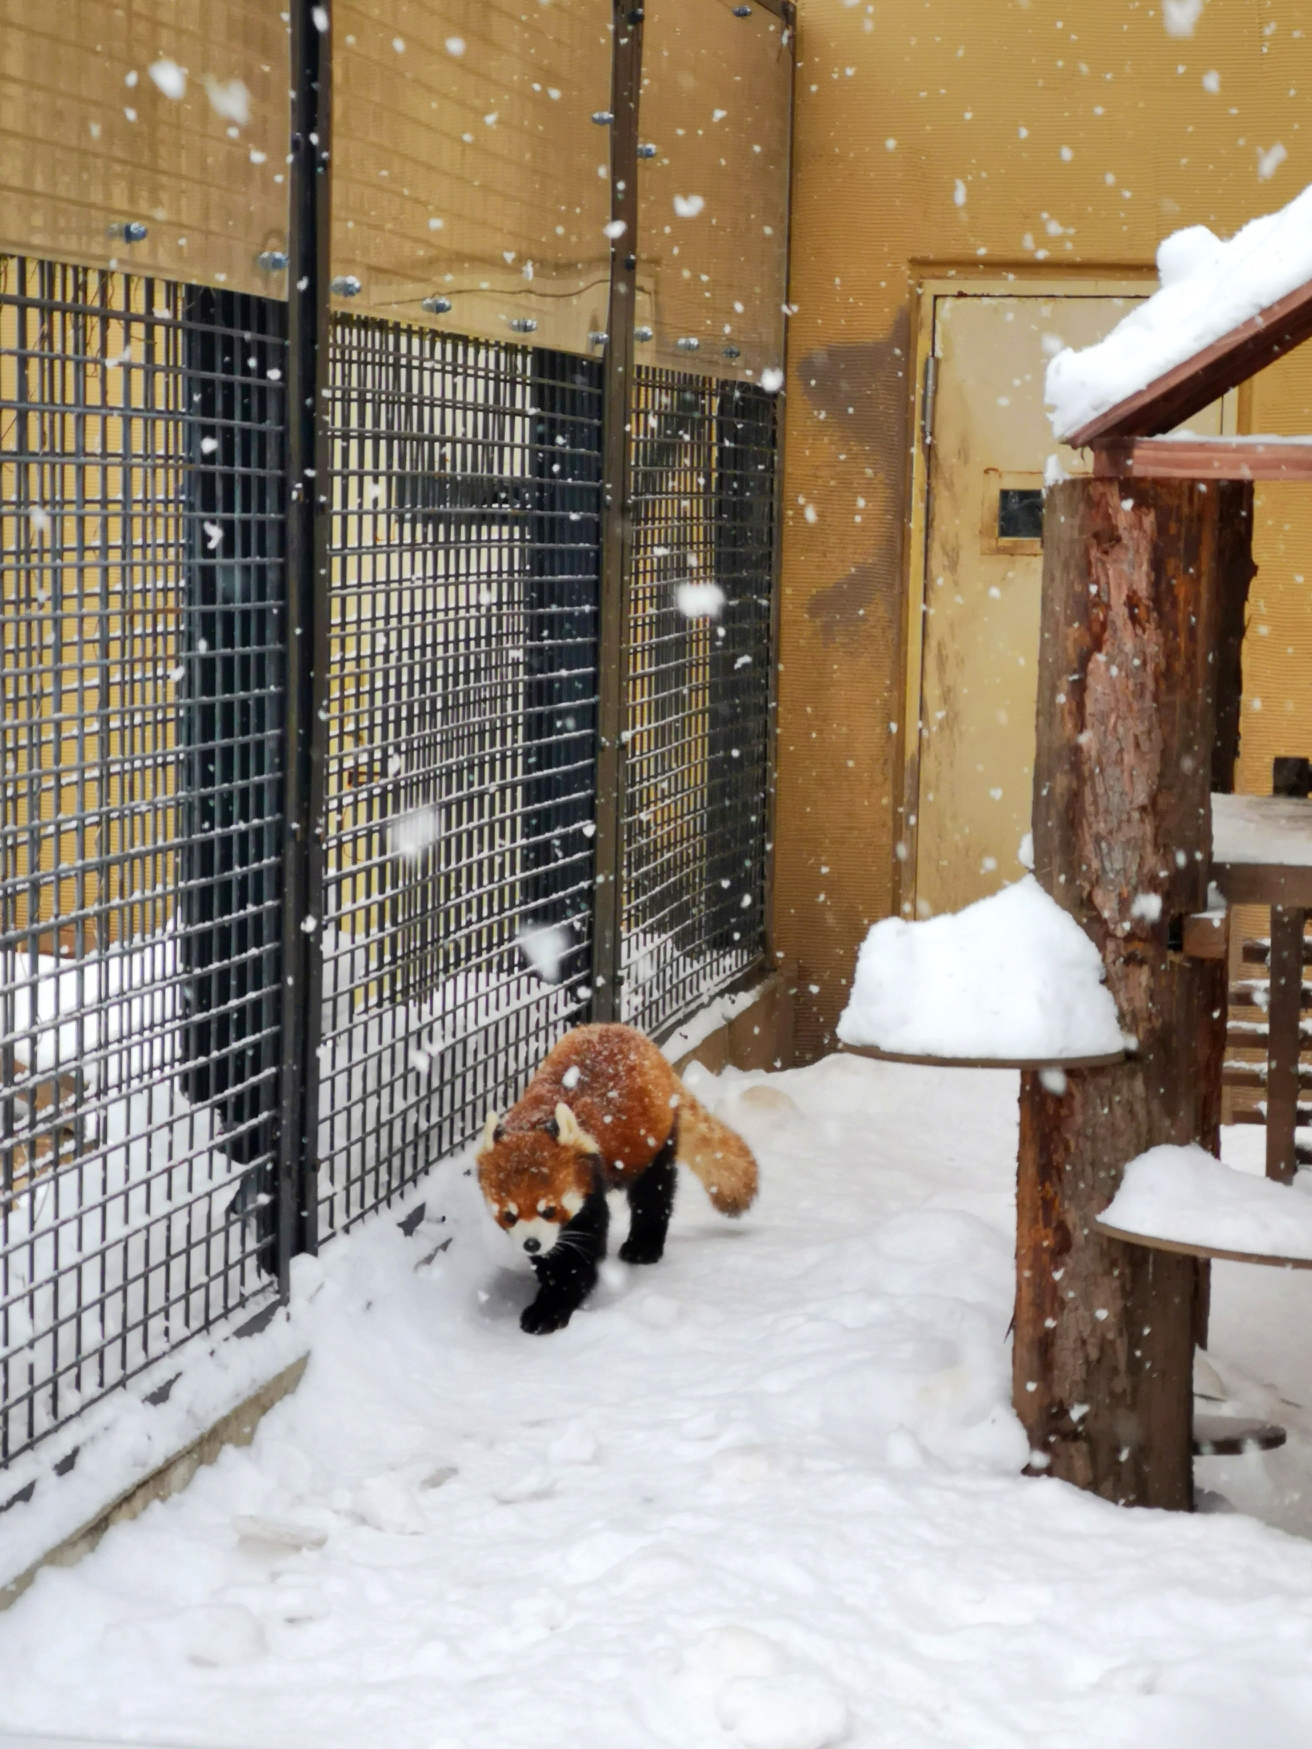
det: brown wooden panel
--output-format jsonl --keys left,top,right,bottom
{"left": 331, "top": 0, "right": 612, "bottom": 355}
{"left": 636, "top": 0, "right": 790, "bottom": 382}
{"left": 0, "top": 0, "right": 289, "bottom": 296}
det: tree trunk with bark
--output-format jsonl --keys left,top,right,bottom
{"left": 1195, "top": 480, "right": 1255, "bottom": 1340}
{"left": 1014, "top": 475, "right": 1237, "bottom": 1509}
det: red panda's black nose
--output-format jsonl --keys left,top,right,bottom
{"left": 523, "top": 1236, "right": 541, "bottom": 1254}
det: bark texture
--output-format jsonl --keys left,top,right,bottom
{"left": 1197, "top": 479, "right": 1253, "bottom": 1340}
{"left": 1211, "top": 481, "right": 1256, "bottom": 796}
{"left": 1015, "top": 477, "right": 1235, "bottom": 1510}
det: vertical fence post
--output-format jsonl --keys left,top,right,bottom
{"left": 589, "top": 2, "right": 644, "bottom": 1025}
{"left": 277, "top": 0, "right": 333, "bottom": 1287}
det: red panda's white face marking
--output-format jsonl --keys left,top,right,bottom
{"left": 489, "top": 1185, "right": 586, "bottom": 1257}
{"left": 478, "top": 1121, "right": 594, "bottom": 1259}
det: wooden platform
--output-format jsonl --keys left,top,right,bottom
{"left": 1094, "top": 1218, "right": 1312, "bottom": 1270}
{"left": 1193, "top": 1415, "right": 1288, "bottom": 1457}
{"left": 1211, "top": 792, "right": 1312, "bottom": 907}
{"left": 838, "top": 1043, "right": 1125, "bottom": 1071}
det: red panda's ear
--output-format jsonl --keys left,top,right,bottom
{"left": 542, "top": 1113, "right": 560, "bottom": 1140}
{"left": 554, "top": 1102, "right": 601, "bottom": 1154}
{"left": 480, "top": 1111, "right": 505, "bottom": 1152}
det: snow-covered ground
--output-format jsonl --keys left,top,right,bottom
{"left": 3, "top": 1054, "right": 1312, "bottom": 1749}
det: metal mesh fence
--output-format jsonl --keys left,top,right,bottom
{"left": 622, "top": 369, "right": 776, "bottom": 1039}
{"left": 314, "top": 321, "right": 602, "bottom": 1239}
{"left": 0, "top": 276, "right": 775, "bottom": 1467}
{"left": 0, "top": 260, "right": 286, "bottom": 1466}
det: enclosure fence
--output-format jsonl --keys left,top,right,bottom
{"left": 0, "top": 0, "right": 790, "bottom": 1473}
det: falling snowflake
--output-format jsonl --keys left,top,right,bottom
{"left": 148, "top": 60, "right": 186, "bottom": 100}
{"left": 676, "top": 582, "right": 726, "bottom": 620}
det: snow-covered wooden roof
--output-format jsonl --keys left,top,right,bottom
{"left": 1046, "top": 183, "right": 1312, "bottom": 453}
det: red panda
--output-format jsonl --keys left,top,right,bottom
{"left": 476, "top": 1023, "right": 758, "bottom": 1333}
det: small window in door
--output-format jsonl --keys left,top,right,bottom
{"left": 998, "top": 487, "right": 1044, "bottom": 541}
{"left": 980, "top": 468, "right": 1044, "bottom": 556}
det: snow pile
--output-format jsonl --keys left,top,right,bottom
{"left": 837, "top": 875, "right": 1123, "bottom": 1061}
{"left": 4, "top": 1058, "right": 1312, "bottom": 1743}
{"left": 1102, "top": 1143, "right": 1312, "bottom": 1262}
{"left": 2, "top": 934, "right": 268, "bottom": 1453}
{"left": 1046, "top": 181, "right": 1312, "bottom": 439}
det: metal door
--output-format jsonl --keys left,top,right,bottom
{"left": 914, "top": 292, "right": 1228, "bottom": 917}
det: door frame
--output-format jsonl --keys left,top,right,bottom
{"left": 894, "top": 272, "right": 1235, "bottom": 921}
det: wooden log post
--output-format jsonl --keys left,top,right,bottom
{"left": 1197, "top": 480, "right": 1255, "bottom": 1341}
{"left": 1015, "top": 476, "right": 1236, "bottom": 1509}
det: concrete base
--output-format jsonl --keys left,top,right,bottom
{"left": 667, "top": 970, "right": 795, "bottom": 1077}
{"left": 0, "top": 1355, "right": 308, "bottom": 1612}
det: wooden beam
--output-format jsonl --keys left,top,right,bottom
{"left": 1065, "top": 276, "right": 1312, "bottom": 447}
{"left": 1212, "top": 862, "right": 1312, "bottom": 908}
{"left": 1093, "top": 436, "right": 1312, "bottom": 481}
{"left": 1182, "top": 910, "right": 1228, "bottom": 960}
{"left": 1267, "top": 907, "right": 1306, "bottom": 1186}
{"left": 1211, "top": 481, "right": 1256, "bottom": 797}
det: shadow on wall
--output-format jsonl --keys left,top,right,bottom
{"left": 783, "top": 310, "right": 912, "bottom": 1062}
{"left": 799, "top": 308, "right": 910, "bottom": 648}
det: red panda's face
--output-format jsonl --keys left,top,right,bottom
{"left": 477, "top": 1117, "right": 597, "bottom": 1260}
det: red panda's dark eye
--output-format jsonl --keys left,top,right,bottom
{"left": 500, "top": 1210, "right": 518, "bottom": 1228}
{"left": 541, "top": 1206, "right": 559, "bottom": 1223}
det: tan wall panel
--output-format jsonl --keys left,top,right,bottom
{"left": 0, "top": 272, "right": 184, "bottom": 948}
{"left": 777, "top": 0, "right": 1312, "bottom": 1057}
{"left": 332, "top": 0, "right": 613, "bottom": 354}
{"left": 637, "top": 0, "right": 790, "bottom": 382}
{"left": 0, "top": 0, "right": 289, "bottom": 297}
{"left": 1237, "top": 346, "right": 1312, "bottom": 794}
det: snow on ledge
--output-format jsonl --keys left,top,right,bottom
{"left": 836, "top": 876, "right": 1123, "bottom": 1061}
{"left": 0, "top": 1275, "right": 312, "bottom": 1594}
{"left": 660, "top": 976, "right": 775, "bottom": 1063}
{"left": 1212, "top": 790, "right": 1312, "bottom": 867}
{"left": 1045, "top": 180, "right": 1312, "bottom": 441}
{"left": 1102, "top": 1143, "right": 1312, "bottom": 1262}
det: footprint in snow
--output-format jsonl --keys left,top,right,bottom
{"left": 719, "top": 1673, "right": 850, "bottom": 1749}
{"left": 682, "top": 1626, "right": 850, "bottom": 1749}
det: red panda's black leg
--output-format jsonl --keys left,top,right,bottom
{"left": 619, "top": 1129, "right": 678, "bottom": 1265}
{"left": 520, "top": 1189, "right": 608, "bottom": 1334}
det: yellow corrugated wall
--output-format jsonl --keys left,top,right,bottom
{"left": 776, "top": 0, "right": 1312, "bottom": 1057}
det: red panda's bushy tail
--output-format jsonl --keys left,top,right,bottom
{"left": 673, "top": 1083, "right": 758, "bottom": 1215}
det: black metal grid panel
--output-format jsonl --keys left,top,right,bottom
{"left": 316, "top": 320, "right": 602, "bottom": 1238}
{"left": 0, "top": 260, "right": 287, "bottom": 1465}
{"left": 622, "top": 370, "right": 776, "bottom": 1040}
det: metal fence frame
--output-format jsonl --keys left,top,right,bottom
{"left": 0, "top": 0, "right": 786, "bottom": 1471}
